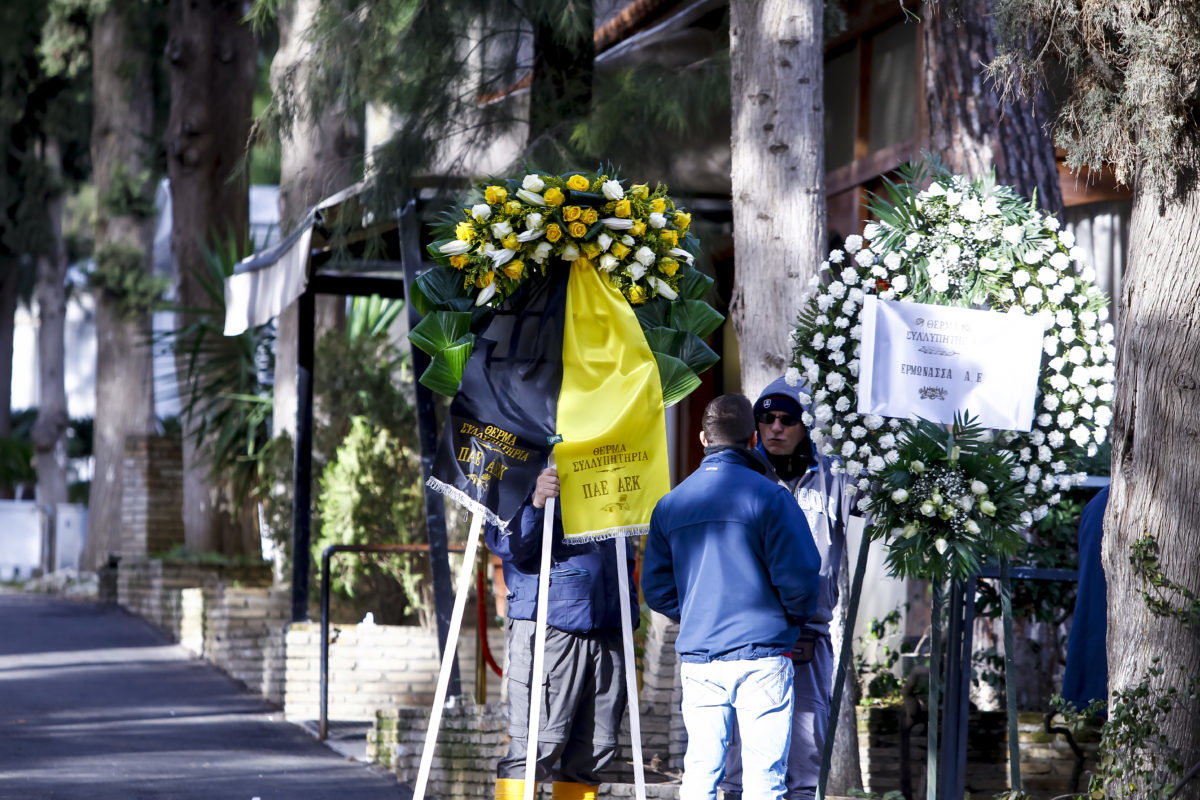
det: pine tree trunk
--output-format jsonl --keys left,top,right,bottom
{"left": 166, "top": 0, "right": 258, "bottom": 555}
{"left": 82, "top": 0, "right": 157, "bottom": 570}
{"left": 922, "top": 0, "right": 1062, "bottom": 211}
{"left": 728, "top": 0, "right": 826, "bottom": 399}
{"left": 0, "top": 266, "right": 17, "bottom": 442}
{"left": 270, "top": 0, "right": 359, "bottom": 443}
{"left": 1105, "top": 164, "right": 1200, "bottom": 794}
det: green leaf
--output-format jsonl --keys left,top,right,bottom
{"left": 652, "top": 352, "right": 702, "bottom": 407}
{"left": 418, "top": 335, "right": 475, "bottom": 396}
{"left": 677, "top": 332, "right": 720, "bottom": 374}
{"left": 669, "top": 299, "right": 724, "bottom": 338}
{"left": 677, "top": 266, "right": 715, "bottom": 300}
{"left": 411, "top": 266, "right": 472, "bottom": 315}
{"left": 642, "top": 326, "right": 686, "bottom": 354}
{"left": 634, "top": 297, "right": 671, "bottom": 330}
{"left": 407, "top": 311, "right": 472, "bottom": 356}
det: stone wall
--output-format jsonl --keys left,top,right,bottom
{"left": 117, "top": 558, "right": 273, "bottom": 642}
{"left": 284, "top": 621, "right": 507, "bottom": 722}
{"left": 857, "top": 706, "right": 1099, "bottom": 799}
{"left": 119, "top": 436, "right": 185, "bottom": 559}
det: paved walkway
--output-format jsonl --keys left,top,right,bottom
{"left": 0, "top": 591, "right": 412, "bottom": 800}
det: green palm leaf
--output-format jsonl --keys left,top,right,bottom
{"left": 408, "top": 311, "right": 472, "bottom": 356}
{"left": 418, "top": 335, "right": 475, "bottom": 395}
{"left": 411, "top": 265, "right": 472, "bottom": 315}
{"left": 669, "top": 299, "right": 724, "bottom": 338}
{"left": 652, "top": 352, "right": 702, "bottom": 408}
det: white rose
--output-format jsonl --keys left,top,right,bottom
{"left": 648, "top": 212, "right": 667, "bottom": 229}
{"left": 561, "top": 243, "right": 580, "bottom": 261}
{"left": 597, "top": 232, "right": 613, "bottom": 251}
{"left": 599, "top": 253, "right": 620, "bottom": 273}
{"left": 471, "top": 203, "right": 493, "bottom": 221}
{"left": 601, "top": 179, "right": 624, "bottom": 200}
{"left": 891, "top": 488, "right": 910, "bottom": 503}
{"left": 1003, "top": 225, "right": 1023, "bottom": 245}
{"left": 959, "top": 198, "right": 983, "bottom": 221}
{"left": 491, "top": 219, "right": 513, "bottom": 238}
{"left": 635, "top": 246, "right": 656, "bottom": 266}
{"left": 522, "top": 173, "right": 545, "bottom": 192}
{"left": 971, "top": 480, "right": 988, "bottom": 495}
{"left": 948, "top": 221, "right": 965, "bottom": 238}
{"left": 531, "top": 241, "right": 554, "bottom": 263}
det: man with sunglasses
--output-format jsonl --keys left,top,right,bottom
{"left": 721, "top": 374, "right": 860, "bottom": 800}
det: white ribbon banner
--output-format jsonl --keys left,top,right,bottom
{"left": 857, "top": 296, "right": 1043, "bottom": 431}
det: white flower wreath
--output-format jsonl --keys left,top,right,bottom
{"left": 791, "top": 161, "right": 1115, "bottom": 528}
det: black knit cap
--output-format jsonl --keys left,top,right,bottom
{"left": 752, "top": 393, "right": 804, "bottom": 419}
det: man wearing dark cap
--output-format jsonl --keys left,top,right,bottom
{"left": 722, "top": 375, "right": 861, "bottom": 800}
{"left": 642, "top": 393, "right": 821, "bottom": 800}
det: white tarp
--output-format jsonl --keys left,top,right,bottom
{"left": 857, "top": 296, "right": 1044, "bottom": 431}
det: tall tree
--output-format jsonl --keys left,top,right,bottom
{"left": 32, "top": 137, "right": 71, "bottom": 572}
{"left": 922, "top": 0, "right": 1061, "bottom": 211}
{"left": 81, "top": 0, "right": 158, "bottom": 570}
{"left": 992, "top": 1, "right": 1200, "bottom": 795}
{"left": 728, "top": 0, "right": 826, "bottom": 399}
{"left": 166, "top": 0, "right": 258, "bottom": 555}
{"left": 268, "top": 0, "right": 359, "bottom": 446}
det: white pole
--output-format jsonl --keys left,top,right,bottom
{"left": 524, "top": 457, "right": 557, "bottom": 800}
{"left": 616, "top": 537, "right": 647, "bottom": 800}
{"left": 412, "top": 511, "right": 484, "bottom": 800}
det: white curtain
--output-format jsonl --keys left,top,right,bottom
{"left": 1063, "top": 200, "right": 1132, "bottom": 337}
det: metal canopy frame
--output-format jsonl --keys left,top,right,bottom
{"left": 225, "top": 189, "right": 461, "bottom": 696}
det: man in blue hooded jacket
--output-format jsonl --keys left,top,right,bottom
{"left": 722, "top": 374, "right": 860, "bottom": 800}
{"left": 642, "top": 393, "right": 821, "bottom": 800}
{"left": 485, "top": 467, "right": 639, "bottom": 800}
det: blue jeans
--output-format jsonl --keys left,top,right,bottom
{"left": 679, "top": 656, "right": 794, "bottom": 800}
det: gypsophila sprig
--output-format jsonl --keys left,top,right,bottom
{"left": 791, "top": 158, "right": 1114, "bottom": 534}
{"left": 867, "top": 414, "right": 1026, "bottom": 580}
{"left": 426, "top": 169, "right": 698, "bottom": 308}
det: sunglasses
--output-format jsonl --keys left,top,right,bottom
{"left": 756, "top": 412, "right": 801, "bottom": 427}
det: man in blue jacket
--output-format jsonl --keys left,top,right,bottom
{"left": 485, "top": 468, "right": 639, "bottom": 800}
{"left": 723, "top": 375, "right": 861, "bottom": 800}
{"left": 642, "top": 393, "right": 821, "bottom": 800}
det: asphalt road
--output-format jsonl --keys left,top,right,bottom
{"left": 0, "top": 591, "right": 412, "bottom": 800}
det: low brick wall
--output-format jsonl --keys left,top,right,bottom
{"left": 284, "top": 621, "right": 507, "bottom": 722}
{"left": 118, "top": 558, "right": 273, "bottom": 642}
{"left": 858, "top": 706, "right": 1099, "bottom": 799}
{"left": 186, "top": 584, "right": 291, "bottom": 704}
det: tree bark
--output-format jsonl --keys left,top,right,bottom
{"left": 728, "top": 0, "right": 826, "bottom": 399}
{"left": 82, "top": 0, "right": 157, "bottom": 571}
{"left": 1105, "top": 159, "right": 1200, "bottom": 794}
{"left": 33, "top": 139, "right": 70, "bottom": 573}
{"left": 166, "top": 0, "right": 258, "bottom": 555}
{"left": 0, "top": 265, "right": 17, "bottom": 441}
{"left": 270, "top": 0, "right": 359, "bottom": 442}
{"left": 921, "top": 0, "right": 1062, "bottom": 212}
{"left": 828, "top": 542, "right": 864, "bottom": 795}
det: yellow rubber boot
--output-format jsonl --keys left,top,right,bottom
{"left": 496, "top": 778, "right": 541, "bottom": 800}
{"left": 551, "top": 782, "right": 598, "bottom": 800}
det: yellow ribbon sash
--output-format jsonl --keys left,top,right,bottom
{"left": 555, "top": 262, "right": 671, "bottom": 540}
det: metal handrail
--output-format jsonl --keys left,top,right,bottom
{"left": 319, "top": 542, "right": 467, "bottom": 740}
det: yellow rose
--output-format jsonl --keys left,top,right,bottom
{"left": 582, "top": 241, "right": 602, "bottom": 258}
{"left": 650, "top": 198, "right": 666, "bottom": 214}
{"left": 564, "top": 205, "right": 582, "bottom": 222}
{"left": 632, "top": 220, "right": 647, "bottom": 236}
{"left": 504, "top": 260, "right": 525, "bottom": 280}
{"left": 673, "top": 211, "right": 691, "bottom": 231}
{"left": 502, "top": 233, "right": 520, "bottom": 250}
{"left": 661, "top": 230, "right": 679, "bottom": 248}
{"left": 475, "top": 270, "right": 495, "bottom": 289}
{"left": 450, "top": 255, "right": 468, "bottom": 270}
{"left": 485, "top": 185, "right": 508, "bottom": 205}
{"left": 566, "top": 174, "right": 591, "bottom": 191}
{"left": 627, "top": 285, "right": 647, "bottom": 304}
{"left": 614, "top": 199, "right": 632, "bottom": 218}
{"left": 660, "top": 258, "right": 679, "bottom": 276}
{"left": 611, "top": 242, "right": 630, "bottom": 259}
{"left": 581, "top": 208, "right": 599, "bottom": 225}
{"left": 568, "top": 221, "right": 588, "bottom": 239}
{"left": 546, "top": 224, "right": 563, "bottom": 243}
{"left": 630, "top": 184, "right": 650, "bottom": 200}
{"left": 544, "top": 187, "right": 565, "bottom": 206}
{"left": 505, "top": 200, "right": 523, "bottom": 215}
{"left": 455, "top": 221, "right": 474, "bottom": 241}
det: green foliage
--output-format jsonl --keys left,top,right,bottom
{"left": 89, "top": 242, "right": 168, "bottom": 318}
{"left": 98, "top": 162, "right": 156, "bottom": 220}
{"left": 855, "top": 607, "right": 912, "bottom": 706}
{"left": 162, "top": 232, "right": 277, "bottom": 512}
{"left": 316, "top": 416, "right": 427, "bottom": 617}
{"left": 990, "top": 0, "right": 1200, "bottom": 198}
